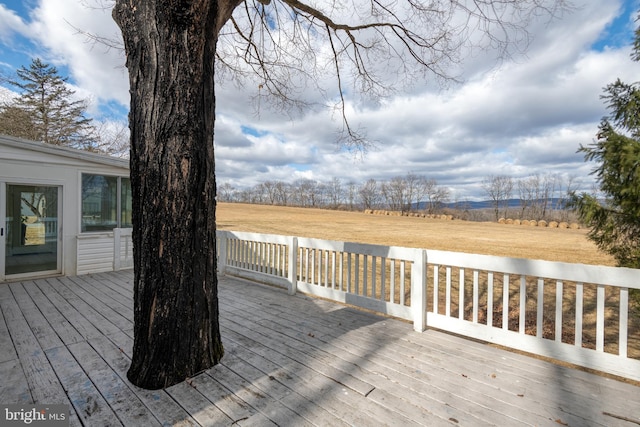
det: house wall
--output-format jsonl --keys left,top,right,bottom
{"left": 0, "top": 136, "right": 130, "bottom": 280}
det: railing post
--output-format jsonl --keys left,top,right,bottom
{"left": 113, "top": 228, "right": 122, "bottom": 271}
{"left": 288, "top": 236, "right": 298, "bottom": 295}
{"left": 217, "top": 230, "right": 228, "bottom": 276}
{"left": 411, "top": 249, "right": 427, "bottom": 332}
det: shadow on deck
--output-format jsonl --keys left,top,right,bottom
{"left": 1, "top": 271, "right": 639, "bottom": 426}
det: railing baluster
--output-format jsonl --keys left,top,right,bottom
{"left": 575, "top": 282, "right": 583, "bottom": 347}
{"left": 363, "top": 255, "right": 368, "bottom": 297}
{"left": 459, "top": 268, "right": 465, "bottom": 320}
{"left": 502, "top": 274, "right": 509, "bottom": 330}
{"left": 338, "top": 252, "right": 344, "bottom": 291}
{"left": 555, "top": 281, "right": 563, "bottom": 342}
{"left": 596, "top": 284, "right": 605, "bottom": 352}
{"left": 519, "top": 276, "right": 526, "bottom": 334}
{"left": 390, "top": 260, "right": 396, "bottom": 303}
{"left": 487, "top": 271, "right": 493, "bottom": 327}
{"left": 620, "top": 287, "right": 629, "bottom": 357}
{"left": 473, "top": 270, "right": 479, "bottom": 323}
{"left": 400, "top": 260, "right": 406, "bottom": 306}
{"left": 312, "top": 249, "right": 317, "bottom": 285}
{"left": 331, "top": 251, "right": 336, "bottom": 289}
{"left": 433, "top": 265, "right": 439, "bottom": 314}
{"left": 381, "top": 257, "right": 386, "bottom": 302}
{"left": 445, "top": 266, "right": 451, "bottom": 317}
{"left": 372, "top": 256, "right": 377, "bottom": 300}
{"left": 536, "top": 278, "right": 544, "bottom": 338}
{"left": 355, "top": 254, "right": 360, "bottom": 295}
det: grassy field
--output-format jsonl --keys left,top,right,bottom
{"left": 217, "top": 203, "right": 616, "bottom": 266}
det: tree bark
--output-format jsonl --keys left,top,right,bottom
{"left": 113, "top": 0, "right": 232, "bottom": 389}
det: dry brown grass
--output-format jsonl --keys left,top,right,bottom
{"left": 217, "top": 203, "right": 616, "bottom": 266}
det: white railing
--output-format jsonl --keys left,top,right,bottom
{"left": 216, "top": 230, "right": 640, "bottom": 382}
{"left": 113, "top": 228, "right": 133, "bottom": 271}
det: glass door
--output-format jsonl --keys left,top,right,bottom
{"left": 4, "top": 184, "right": 60, "bottom": 277}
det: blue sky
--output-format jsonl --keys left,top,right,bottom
{"left": 1, "top": 0, "right": 640, "bottom": 200}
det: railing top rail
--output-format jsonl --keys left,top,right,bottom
{"left": 217, "top": 230, "right": 640, "bottom": 289}
{"left": 426, "top": 249, "right": 640, "bottom": 289}
{"left": 218, "top": 230, "right": 293, "bottom": 245}
{"left": 296, "top": 236, "right": 418, "bottom": 260}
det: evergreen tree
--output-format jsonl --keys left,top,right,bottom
{"left": 570, "top": 15, "right": 640, "bottom": 269}
{"left": 2, "top": 58, "right": 98, "bottom": 149}
{"left": 0, "top": 104, "right": 38, "bottom": 141}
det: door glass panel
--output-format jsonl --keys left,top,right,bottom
{"left": 5, "top": 185, "right": 59, "bottom": 275}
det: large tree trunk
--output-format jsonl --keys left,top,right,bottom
{"left": 113, "top": 1, "right": 231, "bottom": 389}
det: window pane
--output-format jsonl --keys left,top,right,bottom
{"left": 82, "top": 174, "right": 118, "bottom": 232}
{"left": 121, "top": 177, "right": 133, "bottom": 228}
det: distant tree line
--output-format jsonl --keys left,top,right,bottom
{"left": 218, "top": 171, "right": 579, "bottom": 222}
{"left": 481, "top": 173, "right": 578, "bottom": 222}
{"left": 218, "top": 172, "right": 451, "bottom": 214}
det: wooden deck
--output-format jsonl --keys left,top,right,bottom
{"left": 1, "top": 271, "right": 639, "bottom": 427}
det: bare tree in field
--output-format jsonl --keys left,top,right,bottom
{"left": 346, "top": 181, "right": 358, "bottom": 210}
{"left": 382, "top": 176, "right": 408, "bottom": 212}
{"left": 359, "top": 178, "right": 380, "bottom": 210}
{"left": 482, "top": 175, "right": 515, "bottom": 221}
{"left": 327, "top": 177, "right": 344, "bottom": 209}
{"left": 424, "top": 179, "right": 450, "bottom": 213}
{"left": 112, "top": 0, "right": 569, "bottom": 389}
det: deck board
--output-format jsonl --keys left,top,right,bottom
{"left": 1, "top": 271, "right": 639, "bottom": 426}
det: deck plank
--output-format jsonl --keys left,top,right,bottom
{"left": 45, "top": 345, "right": 121, "bottom": 426}
{"left": 9, "top": 281, "right": 65, "bottom": 351}
{"left": 21, "top": 280, "right": 85, "bottom": 345}
{"left": 65, "top": 275, "right": 134, "bottom": 325}
{"left": 2, "top": 271, "right": 640, "bottom": 427}
{"left": 66, "top": 340, "right": 162, "bottom": 426}
{"left": 221, "top": 289, "right": 494, "bottom": 425}
{"left": 0, "top": 359, "right": 32, "bottom": 404}
{"left": 0, "top": 284, "right": 18, "bottom": 363}
{"left": 89, "top": 332, "right": 200, "bottom": 427}
{"left": 207, "top": 363, "right": 316, "bottom": 427}
{"left": 0, "top": 284, "right": 80, "bottom": 427}
{"left": 50, "top": 276, "right": 126, "bottom": 335}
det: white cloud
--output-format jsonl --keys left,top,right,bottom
{"left": 0, "top": 0, "right": 637, "bottom": 200}
{"left": 0, "top": 4, "right": 29, "bottom": 42}
{"left": 28, "top": 0, "right": 128, "bottom": 106}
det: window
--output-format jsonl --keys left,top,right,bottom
{"left": 81, "top": 174, "right": 132, "bottom": 232}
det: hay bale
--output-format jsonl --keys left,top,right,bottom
{"left": 506, "top": 218, "right": 514, "bottom": 225}
{"left": 521, "top": 219, "right": 530, "bottom": 226}
{"left": 570, "top": 223, "right": 580, "bottom": 229}
{"left": 498, "top": 217, "right": 506, "bottom": 224}
{"left": 558, "top": 222, "right": 569, "bottom": 229}
{"left": 529, "top": 220, "right": 538, "bottom": 226}
{"left": 548, "top": 221, "right": 558, "bottom": 228}
{"left": 537, "top": 220, "right": 547, "bottom": 227}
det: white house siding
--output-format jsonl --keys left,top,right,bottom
{"left": 0, "top": 135, "right": 131, "bottom": 280}
{"left": 76, "top": 233, "right": 117, "bottom": 275}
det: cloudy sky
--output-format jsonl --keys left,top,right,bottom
{"left": 1, "top": 0, "right": 639, "bottom": 201}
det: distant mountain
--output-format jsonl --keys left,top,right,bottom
{"left": 415, "top": 198, "right": 569, "bottom": 210}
